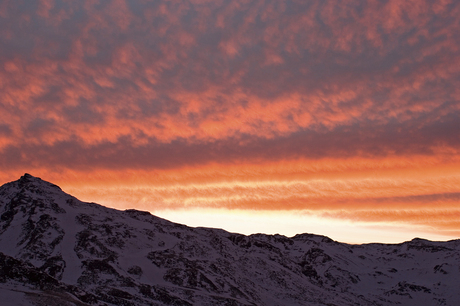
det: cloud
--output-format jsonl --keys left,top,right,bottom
{"left": 25, "top": 117, "right": 56, "bottom": 137}
{"left": 0, "top": 0, "right": 459, "bottom": 241}
{"left": 324, "top": 208, "right": 460, "bottom": 234}
{"left": 0, "top": 0, "right": 458, "bottom": 149}
{"left": 0, "top": 124, "right": 11, "bottom": 136}
{"left": 1, "top": 113, "right": 460, "bottom": 171}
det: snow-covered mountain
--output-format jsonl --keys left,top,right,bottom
{"left": 0, "top": 174, "right": 459, "bottom": 306}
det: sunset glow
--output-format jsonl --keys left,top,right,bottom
{"left": 1, "top": 0, "right": 459, "bottom": 243}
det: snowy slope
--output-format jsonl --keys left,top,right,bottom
{"left": 0, "top": 174, "right": 459, "bottom": 306}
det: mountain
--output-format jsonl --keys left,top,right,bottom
{"left": 0, "top": 174, "right": 459, "bottom": 306}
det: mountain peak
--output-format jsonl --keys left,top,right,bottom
{"left": 18, "top": 173, "right": 39, "bottom": 185}
{"left": 16, "top": 173, "right": 62, "bottom": 192}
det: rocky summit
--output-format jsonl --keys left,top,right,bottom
{"left": 0, "top": 174, "right": 459, "bottom": 306}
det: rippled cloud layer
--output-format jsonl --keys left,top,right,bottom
{"left": 1, "top": 0, "right": 459, "bottom": 242}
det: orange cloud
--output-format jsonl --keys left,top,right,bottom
{"left": 1, "top": 152, "right": 459, "bottom": 240}
{"left": 2, "top": 154, "right": 458, "bottom": 238}
{"left": 0, "top": 0, "right": 459, "bottom": 241}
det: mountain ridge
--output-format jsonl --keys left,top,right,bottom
{"left": 0, "top": 174, "right": 459, "bottom": 305}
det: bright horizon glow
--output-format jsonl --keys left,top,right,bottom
{"left": 154, "top": 208, "right": 456, "bottom": 244}
{"left": 49, "top": 158, "right": 460, "bottom": 244}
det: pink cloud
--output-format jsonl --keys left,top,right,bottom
{"left": 0, "top": 0, "right": 458, "bottom": 165}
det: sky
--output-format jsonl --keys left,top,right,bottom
{"left": 0, "top": 0, "right": 459, "bottom": 243}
